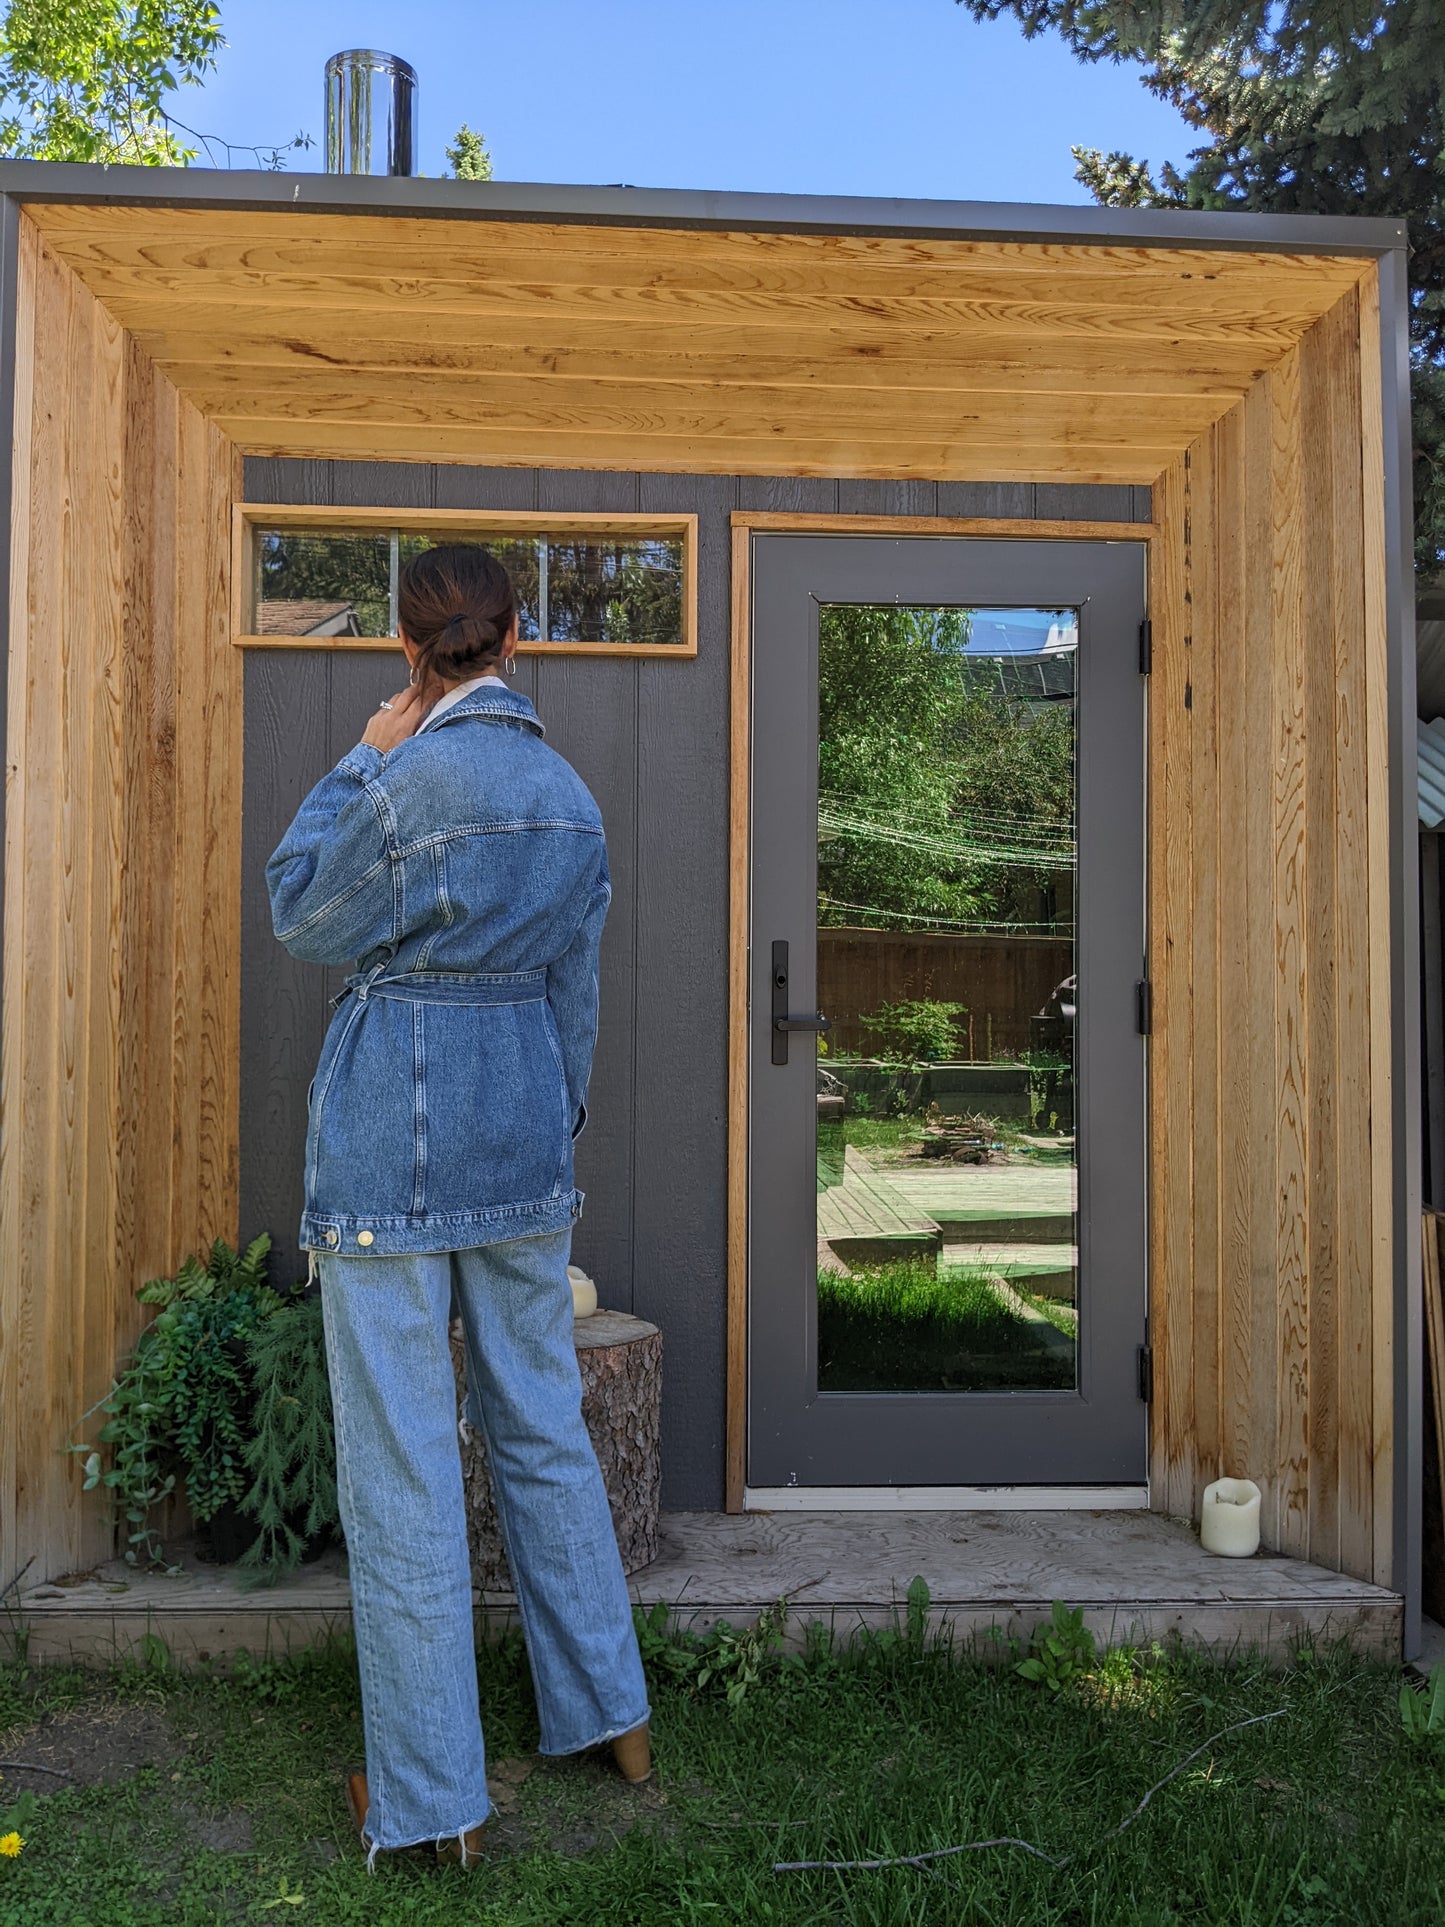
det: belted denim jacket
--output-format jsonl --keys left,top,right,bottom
{"left": 266, "top": 686, "right": 609, "bottom": 1257}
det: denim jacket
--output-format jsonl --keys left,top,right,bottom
{"left": 266, "top": 685, "right": 609, "bottom": 1256}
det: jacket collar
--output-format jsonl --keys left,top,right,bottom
{"left": 424, "top": 683, "right": 545, "bottom": 738}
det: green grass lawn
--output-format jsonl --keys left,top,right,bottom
{"left": 817, "top": 1115, "right": 927, "bottom": 1168}
{"left": 0, "top": 1618, "right": 1442, "bottom": 1924}
{"left": 818, "top": 1257, "right": 1073, "bottom": 1391}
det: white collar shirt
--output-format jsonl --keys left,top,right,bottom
{"left": 416, "top": 672, "right": 508, "bottom": 733}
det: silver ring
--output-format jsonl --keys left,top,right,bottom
{"left": 378, "top": 700, "right": 395, "bottom": 711}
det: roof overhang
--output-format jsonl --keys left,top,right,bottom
{"left": 3, "top": 160, "right": 1409, "bottom": 484}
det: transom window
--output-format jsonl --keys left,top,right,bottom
{"left": 234, "top": 507, "right": 697, "bottom": 657}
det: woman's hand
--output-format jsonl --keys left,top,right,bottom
{"left": 360, "top": 682, "right": 428, "bottom": 754}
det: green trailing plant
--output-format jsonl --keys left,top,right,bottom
{"left": 235, "top": 1291, "right": 339, "bottom": 1588}
{"left": 69, "top": 1236, "right": 338, "bottom": 1573}
{"left": 133, "top": 1232, "right": 272, "bottom": 1311}
{"left": 861, "top": 998, "right": 967, "bottom": 1064}
{"left": 1016, "top": 1598, "right": 1097, "bottom": 1691}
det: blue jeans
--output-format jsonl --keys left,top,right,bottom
{"left": 317, "top": 1229, "right": 650, "bottom": 1858}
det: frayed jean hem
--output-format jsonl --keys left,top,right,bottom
{"left": 537, "top": 1705, "right": 651, "bottom": 1758}
{"left": 362, "top": 1807, "right": 493, "bottom": 1873}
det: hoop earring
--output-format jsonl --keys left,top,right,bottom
{"left": 504, "top": 656, "right": 517, "bottom": 677}
{"left": 408, "top": 663, "right": 419, "bottom": 687}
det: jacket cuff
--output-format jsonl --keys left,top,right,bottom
{"left": 337, "top": 743, "right": 386, "bottom": 783}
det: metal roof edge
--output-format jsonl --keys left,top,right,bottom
{"left": 0, "top": 159, "right": 1409, "bottom": 256}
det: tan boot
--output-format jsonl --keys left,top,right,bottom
{"left": 611, "top": 1721, "right": 652, "bottom": 1785}
{"left": 345, "top": 1772, "right": 487, "bottom": 1867}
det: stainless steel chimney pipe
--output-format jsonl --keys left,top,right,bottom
{"left": 324, "top": 49, "right": 417, "bottom": 175}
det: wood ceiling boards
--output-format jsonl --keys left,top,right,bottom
{"left": 23, "top": 203, "right": 1371, "bottom": 483}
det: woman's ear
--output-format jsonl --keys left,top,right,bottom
{"left": 399, "top": 629, "right": 424, "bottom": 687}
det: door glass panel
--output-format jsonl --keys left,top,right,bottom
{"left": 815, "top": 605, "right": 1078, "bottom": 1394}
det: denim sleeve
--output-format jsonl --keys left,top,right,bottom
{"left": 266, "top": 745, "right": 398, "bottom": 966}
{"left": 546, "top": 841, "right": 611, "bottom": 1141}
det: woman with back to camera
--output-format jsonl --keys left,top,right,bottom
{"left": 266, "top": 544, "right": 650, "bottom": 1872}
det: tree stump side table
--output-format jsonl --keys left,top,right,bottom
{"left": 449, "top": 1309, "right": 662, "bottom": 1590}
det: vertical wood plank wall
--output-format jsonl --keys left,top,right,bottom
{"left": 1148, "top": 278, "right": 1395, "bottom": 1584}
{"left": 0, "top": 220, "right": 240, "bottom": 1581}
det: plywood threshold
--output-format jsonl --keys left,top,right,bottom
{"left": 15, "top": 1509, "right": 1401, "bottom": 1668}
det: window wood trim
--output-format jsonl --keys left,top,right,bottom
{"left": 231, "top": 504, "right": 699, "bottom": 657}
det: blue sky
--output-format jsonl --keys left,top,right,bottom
{"left": 179, "top": 0, "right": 1193, "bottom": 203}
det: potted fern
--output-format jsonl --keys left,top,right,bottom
{"left": 70, "top": 1235, "right": 339, "bottom": 1584}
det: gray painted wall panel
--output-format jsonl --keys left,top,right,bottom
{"left": 735, "top": 476, "right": 840, "bottom": 513}
{"left": 1036, "top": 482, "right": 1134, "bottom": 522}
{"left": 838, "top": 479, "right": 939, "bottom": 516}
{"left": 936, "top": 481, "right": 1035, "bottom": 518}
{"left": 244, "top": 457, "right": 335, "bottom": 506}
{"left": 238, "top": 458, "right": 1126, "bottom": 1504}
{"left": 535, "top": 470, "right": 644, "bottom": 1310}
{"left": 434, "top": 466, "right": 538, "bottom": 512}
{"left": 632, "top": 470, "right": 736, "bottom": 1505}
{"left": 329, "top": 460, "right": 436, "bottom": 510}
{"left": 239, "top": 652, "right": 330, "bottom": 1286}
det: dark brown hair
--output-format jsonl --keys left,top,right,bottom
{"left": 398, "top": 543, "right": 517, "bottom": 687}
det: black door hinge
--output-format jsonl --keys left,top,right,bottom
{"left": 1139, "top": 618, "right": 1153, "bottom": 674}
{"left": 1137, "top": 1343, "right": 1154, "bottom": 1403}
{"left": 1135, "top": 979, "right": 1152, "bottom": 1035}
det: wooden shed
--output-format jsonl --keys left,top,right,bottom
{"left": 0, "top": 166, "right": 1420, "bottom": 1650}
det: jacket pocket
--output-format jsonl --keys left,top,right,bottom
{"left": 419, "top": 999, "right": 571, "bottom": 1214}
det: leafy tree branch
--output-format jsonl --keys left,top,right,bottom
{"left": 0, "top": 0, "right": 222, "bottom": 164}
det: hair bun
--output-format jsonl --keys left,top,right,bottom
{"left": 444, "top": 610, "right": 499, "bottom": 641}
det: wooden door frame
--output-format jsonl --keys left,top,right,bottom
{"left": 724, "top": 509, "right": 1159, "bottom": 1512}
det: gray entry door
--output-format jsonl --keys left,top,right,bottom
{"left": 747, "top": 535, "right": 1147, "bottom": 1487}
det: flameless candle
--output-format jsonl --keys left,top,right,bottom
{"left": 1199, "top": 1477, "right": 1262, "bottom": 1557}
{"left": 567, "top": 1264, "right": 598, "bottom": 1319}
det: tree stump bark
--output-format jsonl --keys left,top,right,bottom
{"left": 449, "top": 1309, "right": 662, "bottom": 1590}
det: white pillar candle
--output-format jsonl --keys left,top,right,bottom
{"left": 1199, "top": 1476, "right": 1262, "bottom": 1557}
{"left": 567, "top": 1264, "right": 598, "bottom": 1319}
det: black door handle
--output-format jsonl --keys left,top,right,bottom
{"left": 770, "top": 939, "right": 830, "bottom": 1065}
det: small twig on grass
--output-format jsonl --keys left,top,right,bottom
{"left": 773, "top": 1709, "right": 1286, "bottom": 1876}
{"left": 0, "top": 1761, "right": 72, "bottom": 1778}
{"left": 1083, "top": 1709, "right": 1285, "bottom": 1853}
{"left": 779, "top": 1831, "right": 1071, "bottom": 1874}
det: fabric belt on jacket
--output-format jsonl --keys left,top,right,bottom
{"left": 335, "top": 964, "right": 548, "bottom": 1008}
